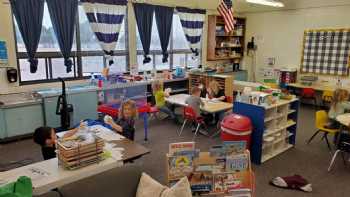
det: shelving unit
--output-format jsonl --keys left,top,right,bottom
{"left": 207, "top": 15, "right": 246, "bottom": 62}
{"left": 188, "top": 73, "right": 233, "bottom": 97}
{"left": 146, "top": 78, "right": 189, "bottom": 104}
{"left": 233, "top": 99, "right": 299, "bottom": 164}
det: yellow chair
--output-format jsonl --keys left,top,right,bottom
{"left": 322, "top": 90, "right": 333, "bottom": 108}
{"left": 307, "top": 110, "right": 340, "bottom": 151}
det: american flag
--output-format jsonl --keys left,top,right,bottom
{"left": 217, "top": 0, "right": 235, "bottom": 33}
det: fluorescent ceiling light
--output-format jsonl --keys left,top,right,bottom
{"left": 246, "top": 0, "right": 285, "bottom": 7}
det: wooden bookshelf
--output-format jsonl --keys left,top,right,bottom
{"left": 207, "top": 15, "right": 246, "bottom": 62}
{"left": 188, "top": 73, "right": 233, "bottom": 97}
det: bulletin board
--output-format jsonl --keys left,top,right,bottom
{"left": 0, "top": 40, "right": 8, "bottom": 67}
{"left": 300, "top": 29, "right": 350, "bottom": 76}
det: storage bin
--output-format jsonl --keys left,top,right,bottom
{"left": 221, "top": 114, "right": 252, "bottom": 149}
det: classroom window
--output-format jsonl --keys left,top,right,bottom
{"left": 78, "top": 5, "right": 128, "bottom": 75}
{"left": 81, "top": 56, "right": 104, "bottom": 76}
{"left": 137, "top": 54, "right": 153, "bottom": 71}
{"left": 173, "top": 54, "right": 187, "bottom": 68}
{"left": 18, "top": 59, "right": 47, "bottom": 82}
{"left": 51, "top": 58, "right": 77, "bottom": 79}
{"left": 155, "top": 55, "right": 170, "bottom": 70}
{"left": 172, "top": 14, "right": 188, "bottom": 50}
{"left": 14, "top": 4, "right": 128, "bottom": 84}
{"left": 109, "top": 56, "right": 128, "bottom": 73}
{"left": 136, "top": 13, "right": 196, "bottom": 71}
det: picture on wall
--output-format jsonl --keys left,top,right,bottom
{"left": 300, "top": 29, "right": 350, "bottom": 76}
{"left": 0, "top": 40, "right": 8, "bottom": 67}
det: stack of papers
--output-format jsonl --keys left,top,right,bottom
{"left": 89, "top": 125, "right": 125, "bottom": 141}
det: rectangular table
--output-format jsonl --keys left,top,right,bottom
{"left": 0, "top": 157, "right": 122, "bottom": 196}
{"left": 0, "top": 129, "right": 150, "bottom": 196}
{"left": 165, "top": 94, "right": 233, "bottom": 113}
{"left": 287, "top": 83, "right": 348, "bottom": 92}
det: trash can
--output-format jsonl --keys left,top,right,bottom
{"left": 221, "top": 113, "right": 252, "bottom": 149}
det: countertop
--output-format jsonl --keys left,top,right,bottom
{"left": 0, "top": 78, "right": 189, "bottom": 107}
{"left": 0, "top": 93, "right": 42, "bottom": 108}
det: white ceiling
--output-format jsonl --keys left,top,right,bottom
{"left": 234, "top": 0, "right": 350, "bottom": 13}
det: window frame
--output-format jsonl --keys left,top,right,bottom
{"left": 136, "top": 12, "right": 201, "bottom": 72}
{"left": 13, "top": 4, "right": 129, "bottom": 85}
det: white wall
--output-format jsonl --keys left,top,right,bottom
{"left": 0, "top": 1, "right": 17, "bottom": 93}
{"left": 0, "top": 0, "right": 220, "bottom": 94}
{"left": 243, "top": 3, "right": 350, "bottom": 84}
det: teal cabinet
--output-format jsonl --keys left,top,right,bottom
{"left": 43, "top": 91, "right": 98, "bottom": 128}
{"left": 42, "top": 96, "right": 61, "bottom": 128}
{"left": 0, "top": 109, "right": 6, "bottom": 139}
{"left": 233, "top": 70, "right": 248, "bottom": 81}
{"left": 2, "top": 104, "right": 44, "bottom": 138}
{"left": 69, "top": 92, "right": 98, "bottom": 124}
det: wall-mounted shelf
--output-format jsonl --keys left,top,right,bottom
{"left": 207, "top": 15, "right": 246, "bottom": 62}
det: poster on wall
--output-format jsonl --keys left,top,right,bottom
{"left": 0, "top": 40, "right": 8, "bottom": 67}
{"left": 300, "top": 29, "right": 350, "bottom": 76}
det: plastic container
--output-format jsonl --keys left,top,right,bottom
{"left": 263, "top": 136, "right": 275, "bottom": 155}
{"left": 221, "top": 114, "right": 252, "bottom": 149}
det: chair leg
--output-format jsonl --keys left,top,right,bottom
{"left": 341, "top": 152, "right": 347, "bottom": 165}
{"left": 211, "top": 130, "right": 221, "bottom": 138}
{"left": 153, "top": 113, "right": 159, "bottom": 120}
{"left": 324, "top": 133, "right": 332, "bottom": 151}
{"left": 328, "top": 149, "right": 341, "bottom": 172}
{"left": 314, "top": 97, "right": 318, "bottom": 110}
{"left": 192, "top": 123, "right": 201, "bottom": 141}
{"left": 179, "top": 119, "right": 187, "bottom": 136}
{"left": 307, "top": 130, "right": 320, "bottom": 144}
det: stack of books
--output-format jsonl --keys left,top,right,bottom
{"left": 166, "top": 141, "right": 255, "bottom": 196}
{"left": 167, "top": 142, "right": 199, "bottom": 181}
{"left": 57, "top": 133, "right": 105, "bottom": 170}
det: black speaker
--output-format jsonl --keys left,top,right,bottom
{"left": 7, "top": 68, "right": 18, "bottom": 83}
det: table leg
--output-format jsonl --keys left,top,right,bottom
{"left": 52, "top": 188, "right": 63, "bottom": 197}
{"left": 142, "top": 112, "right": 148, "bottom": 141}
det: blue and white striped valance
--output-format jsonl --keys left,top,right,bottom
{"left": 81, "top": 0, "right": 127, "bottom": 66}
{"left": 176, "top": 7, "right": 206, "bottom": 56}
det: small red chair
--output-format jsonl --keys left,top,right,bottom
{"left": 300, "top": 88, "right": 317, "bottom": 107}
{"left": 179, "top": 106, "right": 205, "bottom": 140}
{"left": 226, "top": 95, "right": 234, "bottom": 103}
{"left": 147, "top": 103, "right": 159, "bottom": 120}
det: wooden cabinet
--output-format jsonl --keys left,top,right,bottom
{"left": 189, "top": 73, "right": 233, "bottom": 97}
{"left": 207, "top": 15, "right": 246, "bottom": 62}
